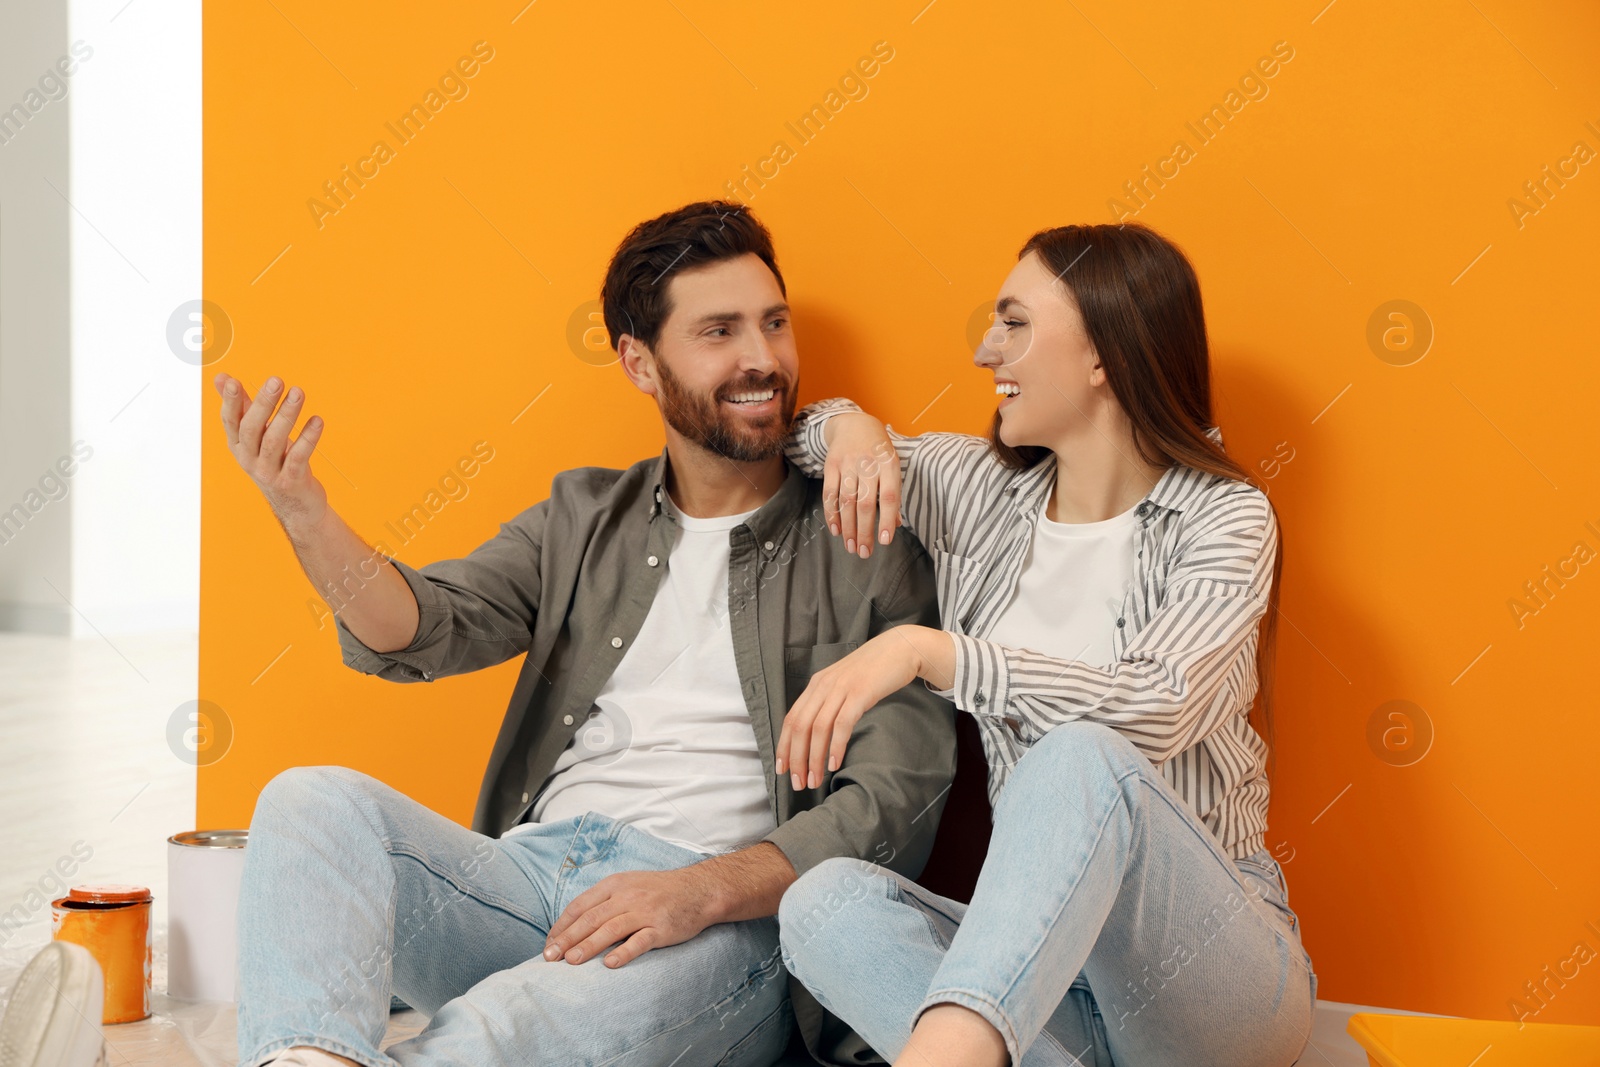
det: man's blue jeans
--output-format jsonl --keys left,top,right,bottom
{"left": 235, "top": 767, "right": 791, "bottom": 1067}
{"left": 779, "top": 721, "right": 1318, "bottom": 1066}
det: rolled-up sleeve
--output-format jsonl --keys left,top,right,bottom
{"left": 785, "top": 398, "right": 1002, "bottom": 548}
{"left": 782, "top": 397, "right": 864, "bottom": 477}
{"left": 335, "top": 501, "right": 548, "bottom": 683}
{"left": 763, "top": 545, "right": 957, "bottom": 880}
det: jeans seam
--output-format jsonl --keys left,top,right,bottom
{"left": 323, "top": 767, "right": 393, "bottom": 851}
{"left": 553, "top": 811, "right": 614, "bottom": 909}
{"left": 1125, "top": 768, "right": 1307, "bottom": 965}
{"left": 886, "top": 874, "right": 957, "bottom": 951}
{"left": 385, "top": 842, "right": 546, "bottom": 928}
{"left": 1235, "top": 853, "right": 1305, "bottom": 943}
{"left": 1127, "top": 770, "right": 1318, "bottom": 1013}
{"left": 917, "top": 906, "right": 949, "bottom": 952}
{"left": 916, "top": 988, "right": 1022, "bottom": 1065}
{"left": 1034, "top": 1024, "right": 1085, "bottom": 1066}
{"left": 309, "top": 768, "right": 403, "bottom": 1044}
{"left": 713, "top": 984, "right": 792, "bottom": 1066}
{"left": 1132, "top": 770, "right": 1252, "bottom": 895}
{"left": 242, "top": 1035, "right": 391, "bottom": 1067}
{"left": 591, "top": 941, "right": 784, "bottom": 1067}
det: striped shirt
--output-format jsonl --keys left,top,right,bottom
{"left": 785, "top": 398, "right": 1279, "bottom": 861}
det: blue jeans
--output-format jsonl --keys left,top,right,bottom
{"left": 236, "top": 766, "right": 791, "bottom": 1067}
{"left": 779, "top": 721, "right": 1318, "bottom": 1066}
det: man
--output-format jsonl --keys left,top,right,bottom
{"left": 219, "top": 201, "right": 956, "bottom": 1067}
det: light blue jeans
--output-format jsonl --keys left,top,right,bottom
{"left": 235, "top": 766, "right": 791, "bottom": 1067}
{"left": 779, "top": 721, "right": 1318, "bottom": 1066}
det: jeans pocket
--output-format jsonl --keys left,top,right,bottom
{"left": 1234, "top": 853, "right": 1301, "bottom": 939}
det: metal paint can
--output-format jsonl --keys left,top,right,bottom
{"left": 50, "top": 884, "right": 153, "bottom": 1024}
{"left": 166, "top": 829, "right": 249, "bottom": 1002}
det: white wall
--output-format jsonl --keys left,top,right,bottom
{"left": 0, "top": 0, "right": 200, "bottom": 636}
{"left": 65, "top": 0, "right": 201, "bottom": 635}
{"left": 0, "top": 1, "right": 74, "bottom": 633}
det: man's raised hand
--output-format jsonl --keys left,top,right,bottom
{"left": 213, "top": 372, "right": 328, "bottom": 533}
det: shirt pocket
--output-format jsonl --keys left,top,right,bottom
{"left": 782, "top": 640, "right": 860, "bottom": 707}
{"left": 928, "top": 539, "right": 987, "bottom": 631}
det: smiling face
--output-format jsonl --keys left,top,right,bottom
{"left": 977, "top": 250, "right": 1109, "bottom": 452}
{"left": 622, "top": 252, "right": 799, "bottom": 462}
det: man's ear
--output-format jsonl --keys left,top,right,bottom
{"left": 618, "top": 335, "right": 658, "bottom": 398}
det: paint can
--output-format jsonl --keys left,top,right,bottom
{"left": 50, "top": 884, "right": 153, "bottom": 1024}
{"left": 166, "top": 829, "right": 249, "bottom": 1002}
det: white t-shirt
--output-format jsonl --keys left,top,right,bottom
{"left": 984, "top": 495, "right": 1140, "bottom": 668}
{"left": 503, "top": 493, "right": 778, "bottom": 855}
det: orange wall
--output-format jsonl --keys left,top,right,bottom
{"left": 201, "top": 0, "right": 1600, "bottom": 1025}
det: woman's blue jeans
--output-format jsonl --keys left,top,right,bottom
{"left": 778, "top": 721, "right": 1318, "bottom": 1066}
{"left": 235, "top": 766, "right": 791, "bottom": 1067}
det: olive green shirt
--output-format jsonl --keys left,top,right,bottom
{"left": 335, "top": 449, "right": 956, "bottom": 1065}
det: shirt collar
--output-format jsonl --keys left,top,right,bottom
{"left": 646, "top": 447, "right": 808, "bottom": 548}
{"left": 1004, "top": 424, "right": 1225, "bottom": 518}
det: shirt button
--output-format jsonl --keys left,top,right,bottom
{"left": 562, "top": 714, "right": 574, "bottom": 726}
{"left": 1136, "top": 502, "right": 1149, "bottom": 517}
{"left": 611, "top": 637, "right": 623, "bottom": 648}
{"left": 764, "top": 540, "right": 775, "bottom": 551}
{"left": 647, "top": 554, "right": 659, "bottom": 566}
{"left": 974, "top": 692, "right": 986, "bottom": 705}
{"left": 521, "top": 792, "right": 530, "bottom": 804}
{"left": 1117, "top": 617, "right": 1126, "bottom": 628}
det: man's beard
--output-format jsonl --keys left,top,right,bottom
{"left": 656, "top": 359, "right": 797, "bottom": 463}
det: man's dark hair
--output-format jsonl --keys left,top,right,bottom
{"left": 600, "top": 201, "right": 786, "bottom": 353}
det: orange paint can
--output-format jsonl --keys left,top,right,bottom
{"left": 51, "top": 884, "right": 153, "bottom": 1024}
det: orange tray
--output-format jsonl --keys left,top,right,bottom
{"left": 1347, "top": 1012, "right": 1600, "bottom": 1067}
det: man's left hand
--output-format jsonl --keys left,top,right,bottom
{"left": 543, "top": 866, "right": 718, "bottom": 968}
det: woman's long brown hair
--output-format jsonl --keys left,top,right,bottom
{"left": 988, "top": 222, "right": 1284, "bottom": 775}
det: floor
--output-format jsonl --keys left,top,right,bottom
{"left": 0, "top": 630, "right": 1393, "bottom": 1066}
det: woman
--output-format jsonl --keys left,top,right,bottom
{"left": 773, "top": 223, "right": 1317, "bottom": 1067}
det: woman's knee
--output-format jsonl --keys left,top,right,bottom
{"left": 777, "top": 857, "right": 884, "bottom": 965}
{"left": 993, "top": 721, "right": 1150, "bottom": 836}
